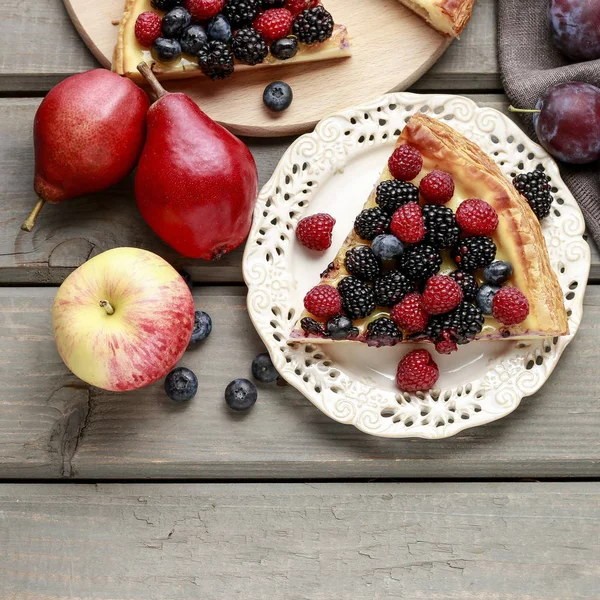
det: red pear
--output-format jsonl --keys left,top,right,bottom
{"left": 22, "top": 69, "right": 150, "bottom": 232}
{"left": 134, "top": 63, "right": 258, "bottom": 260}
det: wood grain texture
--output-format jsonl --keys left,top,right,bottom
{"left": 1, "top": 483, "right": 598, "bottom": 599}
{"left": 0, "top": 286, "right": 599, "bottom": 480}
{"left": 1, "top": 96, "right": 598, "bottom": 284}
{"left": 0, "top": 0, "right": 498, "bottom": 93}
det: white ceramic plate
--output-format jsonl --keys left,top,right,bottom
{"left": 242, "top": 93, "right": 590, "bottom": 439}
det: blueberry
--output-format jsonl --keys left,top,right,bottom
{"left": 225, "top": 378, "right": 257, "bottom": 411}
{"left": 178, "top": 269, "right": 193, "bottom": 290}
{"left": 152, "top": 38, "right": 182, "bottom": 62}
{"left": 326, "top": 315, "right": 359, "bottom": 340}
{"left": 180, "top": 25, "right": 208, "bottom": 55}
{"left": 164, "top": 367, "right": 198, "bottom": 402}
{"left": 161, "top": 7, "right": 191, "bottom": 38}
{"left": 483, "top": 260, "right": 514, "bottom": 285}
{"left": 251, "top": 352, "right": 279, "bottom": 383}
{"left": 270, "top": 37, "right": 299, "bottom": 60}
{"left": 263, "top": 81, "right": 293, "bottom": 112}
{"left": 188, "top": 310, "right": 212, "bottom": 346}
{"left": 372, "top": 234, "right": 404, "bottom": 260}
{"left": 207, "top": 14, "right": 232, "bottom": 43}
{"left": 477, "top": 284, "right": 501, "bottom": 315}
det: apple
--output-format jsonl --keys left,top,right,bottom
{"left": 52, "top": 248, "right": 195, "bottom": 391}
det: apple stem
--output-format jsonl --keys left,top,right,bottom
{"left": 137, "top": 62, "right": 168, "bottom": 100}
{"left": 99, "top": 300, "right": 115, "bottom": 315}
{"left": 21, "top": 197, "right": 46, "bottom": 232}
{"left": 508, "top": 106, "right": 541, "bottom": 114}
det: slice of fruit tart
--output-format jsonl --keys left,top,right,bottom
{"left": 114, "top": 0, "right": 350, "bottom": 81}
{"left": 291, "top": 113, "right": 569, "bottom": 354}
{"left": 397, "top": 0, "right": 475, "bottom": 37}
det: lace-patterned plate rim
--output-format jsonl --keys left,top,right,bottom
{"left": 242, "top": 92, "right": 591, "bottom": 440}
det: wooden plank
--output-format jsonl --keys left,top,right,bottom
{"left": 1, "top": 96, "right": 599, "bottom": 284}
{"left": 0, "top": 0, "right": 498, "bottom": 93}
{"left": 1, "top": 483, "right": 598, "bottom": 599}
{"left": 0, "top": 286, "right": 599, "bottom": 480}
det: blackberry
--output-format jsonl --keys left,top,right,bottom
{"left": 261, "top": 0, "right": 285, "bottom": 6}
{"left": 448, "top": 270, "right": 479, "bottom": 302}
{"left": 399, "top": 244, "right": 442, "bottom": 282}
{"left": 453, "top": 236, "right": 496, "bottom": 272}
{"left": 301, "top": 317, "right": 326, "bottom": 337}
{"left": 292, "top": 6, "right": 334, "bottom": 44}
{"left": 338, "top": 277, "right": 376, "bottom": 320}
{"left": 197, "top": 41, "right": 235, "bottom": 79}
{"left": 366, "top": 318, "right": 403, "bottom": 347}
{"left": 345, "top": 246, "right": 381, "bottom": 281}
{"left": 375, "top": 179, "right": 419, "bottom": 214}
{"left": 426, "top": 302, "right": 484, "bottom": 345}
{"left": 222, "top": 0, "right": 261, "bottom": 28}
{"left": 354, "top": 207, "right": 391, "bottom": 241}
{"left": 151, "top": 0, "right": 182, "bottom": 10}
{"left": 374, "top": 270, "right": 414, "bottom": 307}
{"left": 422, "top": 204, "right": 461, "bottom": 249}
{"left": 231, "top": 28, "right": 268, "bottom": 65}
{"left": 513, "top": 170, "right": 553, "bottom": 220}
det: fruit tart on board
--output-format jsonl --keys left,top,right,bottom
{"left": 397, "top": 0, "right": 474, "bottom": 37}
{"left": 114, "top": 0, "right": 351, "bottom": 81}
{"left": 291, "top": 113, "right": 569, "bottom": 353}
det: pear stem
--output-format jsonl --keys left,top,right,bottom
{"left": 508, "top": 106, "right": 541, "bottom": 114}
{"left": 137, "top": 62, "right": 168, "bottom": 100}
{"left": 99, "top": 300, "right": 115, "bottom": 315}
{"left": 21, "top": 197, "right": 46, "bottom": 232}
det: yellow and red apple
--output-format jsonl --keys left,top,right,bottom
{"left": 52, "top": 247, "right": 195, "bottom": 391}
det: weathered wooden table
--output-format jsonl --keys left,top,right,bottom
{"left": 1, "top": 1, "right": 599, "bottom": 597}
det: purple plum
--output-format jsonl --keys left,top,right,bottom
{"left": 548, "top": 0, "right": 600, "bottom": 61}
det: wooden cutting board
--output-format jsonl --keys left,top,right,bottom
{"left": 63, "top": 0, "right": 451, "bottom": 136}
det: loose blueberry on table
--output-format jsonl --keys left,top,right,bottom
{"left": 225, "top": 378, "right": 258, "bottom": 411}
{"left": 165, "top": 367, "right": 199, "bottom": 402}
{"left": 188, "top": 310, "right": 213, "bottom": 345}
{"left": 251, "top": 352, "right": 279, "bottom": 383}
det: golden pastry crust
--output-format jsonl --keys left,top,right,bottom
{"left": 113, "top": 0, "right": 351, "bottom": 81}
{"left": 398, "top": 0, "right": 474, "bottom": 37}
{"left": 291, "top": 113, "right": 569, "bottom": 343}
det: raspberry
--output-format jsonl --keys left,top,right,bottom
{"left": 185, "top": 0, "right": 225, "bottom": 20}
{"left": 396, "top": 349, "right": 439, "bottom": 392}
{"left": 388, "top": 145, "right": 423, "bottom": 181}
{"left": 419, "top": 170, "right": 455, "bottom": 204}
{"left": 366, "top": 317, "right": 403, "bottom": 347}
{"left": 254, "top": 8, "right": 293, "bottom": 41}
{"left": 296, "top": 213, "right": 335, "bottom": 251}
{"left": 390, "top": 292, "right": 429, "bottom": 333}
{"left": 422, "top": 275, "right": 463, "bottom": 315}
{"left": 435, "top": 332, "right": 458, "bottom": 355}
{"left": 492, "top": 286, "right": 530, "bottom": 326}
{"left": 390, "top": 203, "right": 425, "bottom": 244}
{"left": 456, "top": 199, "right": 499, "bottom": 236}
{"left": 285, "top": 0, "right": 318, "bottom": 15}
{"left": 135, "top": 12, "right": 162, "bottom": 47}
{"left": 345, "top": 246, "right": 381, "bottom": 281}
{"left": 304, "top": 285, "right": 342, "bottom": 318}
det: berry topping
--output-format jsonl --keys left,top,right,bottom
{"left": 399, "top": 243, "right": 442, "bottom": 281}
{"left": 252, "top": 352, "right": 279, "bottom": 383}
{"left": 225, "top": 378, "right": 257, "bottom": 411}
{"left": 300, "top": 316, "right": 326, "bottom": 336}
{"left": 455, "top": 198, "right": 499, "bottom": 236}
{"left": 426, "top": 302, "right": 484, "bottom": 345}
{"left": 304, "top": 284, "right": 342, "bottom": 318}
{"left": 262, "top": 0, "right": 286, "bottom": 7}
{"left": 374, "top": 270, "right": 414, "bottom": 307}
{"left": 422, "top": 204, "right": 461, "bottom": 249}
{"left": 345, "top": 246, "right": 382, "bottom": 281}
{"left": 354, "top": 207, "right": 391, "bottom": 240}
{"left": 254, "top": 8, "right": 294, "bottom": 41}
{"left": 152, "top": 0, "right": 183, "bottom": 10}
{"left": 184, "top": 0, "right": 224, "bottom": 21}
{"left": 151, "top": 37, "right": 182, "bottom": 62}
{"left": 326, "top": 315, "right": 359, "bottom": 340}
{"left": 390, "top": 203, "right": 425, "bottom": 244}
{"left": 390, "top": 292, "right": 429, "bottom": 333}
{"left": 296, "top": 213, "right": 335, "bottom": 251}
{"left": 366, "top": 317, "right": 403, "bottom": 347}
{"left": 188, "top": 310, "right": 212, "bottom": 345}
{"left": 263, "top": 81, "right": 294, "bottom": 112}
{"left": 222, "top": 0, "right": 261, "bottom": 27}
{"left": 231, "top": 27, "right": 268, "bottom": 65}
{"left": 162, "top": 7, "right": 191, "bottom": 38}
{"left": 292, "top": 6, "right": 334, "bottom": 44}
{"left": 135, "top": 12, "right": 162, "bottom": 48}
{"left": 435, "top": 332, "right": 458, "bottom": 355}
{"left": 419, "top": 170, "right": 455, "bottom": 204}
{"left": 376, "top": 180, "right": 419, "bottom": 214}
{"left": 180, "top": 24, "right": 209, "bottom": 54}
{"left": 388, "top": 145, "right": 423, "bottom": 181}
{"left": 512, "top": 170, "right": 554, "bottom": 220}
{"left": 422, "top": 275, "right": 464, "bottom": 315}
{"left": 270, "top": 36, "right": 299, "bottom": 60}
{"left": 396, "top": 349, "right": 439, "bottom": 392}
{"left": 285, "top": 0, "right": 318, "bottom": 15}
{"left": 372, "top": 234, "right": 404, "bottom": 261}
{"left": 207, "top": 15, "right": 231, "bottom": 43}
{"left": 453, "top": 236, "right": 497, "bottom": 272}
{"left": 337, "top": 277, "right": 376, "bottom": 320}
{"left": 492, "top": 286, "right": 530, "bottom": 325}
{"left": 476, "top": 283, "right": 500, "bottom": 315}
{"left": 484, "top": 260, "right": 514, "bottom": 285}
{"left": 197, "top": 40, "right": 234, "bottom": 79}
{"left": 165, "top": 367, "right": 198, "bottom": 402}
{"left": 449, "top": 270, "right": 479, "bottom": 302}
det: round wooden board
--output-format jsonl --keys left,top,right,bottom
{"left": 63, "top": 0, "right": 451, "bottom": 136}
